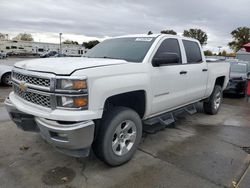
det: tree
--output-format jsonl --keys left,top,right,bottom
{"left": 0, "top": 33, "right": 8, "bottom": 40}
{"left": 63, "top": 39, "right": 79, "bottom": 45}
{"left": 221, "top": 50, "right": 227, "bottom": 56}
{"left": 227, "top": 52, "right": 236, "bottom": 57}
{"left": 161, "top": 29, "right": 177, "bottom": 35}
{"left": 228, "top": 27, "right": 250, "bottom": 52}
{"left": 183, "top": 28, "right": 208, "bottom": 46}
{"left": 204, "top": 50, "right": 213, "bottom": 56}
{"left": 147, "top": 31, "right": 153, "bottom": 35}
{"left": 13, "top": 33, "right": 34, "bottom": 41}
{"left": 83, "top": 40, "right": 100, "bottom": 49}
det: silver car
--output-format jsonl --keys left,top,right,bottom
{"left": 0, "top": 52, "right": 7, "bottom": 59}
{"left": 0, "top": 65, "right": 12, "bottom": 86}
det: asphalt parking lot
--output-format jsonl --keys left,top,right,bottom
{"left": 1, "top": 58, "right": 250, "bottom": 188}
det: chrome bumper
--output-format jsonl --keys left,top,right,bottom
{"left": 5, "top": 97, "right": 95, "bottom": 157}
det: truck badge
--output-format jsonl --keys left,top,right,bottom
{"left": 19, "top": 81, "right": 28, "bottom": 92}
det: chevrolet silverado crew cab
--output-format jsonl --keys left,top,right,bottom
{"left": 5, "top": 34, "right": 230, "bottom": 166}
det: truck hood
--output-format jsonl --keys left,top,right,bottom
{"left": 14, "top": 57, "right": 129, "bottom": 75}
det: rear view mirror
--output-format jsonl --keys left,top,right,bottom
{"left": 152, "top": 52, "right": 179, "bottom": 67}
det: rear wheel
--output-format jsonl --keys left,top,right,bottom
{"left": 93, "top": 107, "right": 142, "bottom": 166}
{"left": 1, "top": 72, "right": 11, "bottom": 86}
{"left": 203, "top": 85, "right": 222, "bottom": 115}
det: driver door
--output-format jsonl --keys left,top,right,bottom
{"left": 150, "top": 38, "right": 188, "bottom": 115}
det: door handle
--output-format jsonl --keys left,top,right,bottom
{"left": 202, "top": 69, "right": 208, "bottom": 72}
{"left": 180, "top": 71, "right": 187, "bottom": 75}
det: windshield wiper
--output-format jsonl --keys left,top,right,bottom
{"left": 98, "top": 56, "right": 123, "bottom": 60}
{"left": 85, "top": 56, "right": 123, "bottom": 60}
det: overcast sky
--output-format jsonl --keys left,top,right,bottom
{"left": 0, "top": 0, "right": 249, "bottom": 52}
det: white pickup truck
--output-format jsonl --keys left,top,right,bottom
{"left": 5, "top": 34, "right": 230, "bottom": 166}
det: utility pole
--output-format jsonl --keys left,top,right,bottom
{"left": 218, "top": 46, "right": 222, "bottom": 55}
{"left": 59, "top": 33, "right": 62, "bottom": 53}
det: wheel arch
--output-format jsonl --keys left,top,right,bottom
{"left": 103, "top": 90, "right": 146, "bottom": 118}
{"left": 215, "top": 76, "right": 226, "bottom": 88}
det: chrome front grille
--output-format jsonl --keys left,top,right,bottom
{"left": 13, "top": 84, "right": 51, "bottom": 108}
{"left": 11, "top": 68, "right": 88, "bottom": 110}
{"left": 12, "top": 71, "right": 50, "bottom": 87}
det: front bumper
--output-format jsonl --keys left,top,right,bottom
{"left": 5, "top": 97, "right": 95, "bottom": 157}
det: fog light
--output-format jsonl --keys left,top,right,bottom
{"left": 58, "top": 133, "right": 68, "bottom": 138}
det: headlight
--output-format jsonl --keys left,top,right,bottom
{"left": 57, "top": 79, "right": 87, "bottom": 91}
{"left": 55, "top": 77, "right": 88, "bottom": 110}
{"left": 57, "top": 96, "right": 88, "bottom": 109}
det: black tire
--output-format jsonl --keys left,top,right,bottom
{"left": 93, "top": 107, "right": 142, "bottom": 166}
{"left": 238, "top": 92, "right": 246, "bottom": 98}
{"left": 203, "top": 85, "right": 222, "bottom": 115}
{"left": 1, "top": 72, "right": 12, "bottom": 86}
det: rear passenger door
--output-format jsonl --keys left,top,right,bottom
{"left": 182, "top": 40, "right": 208, "bottom": 102}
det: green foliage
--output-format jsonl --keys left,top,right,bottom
{"left": 204, "top": 50, "right": 213, "bottom": 56}
{"left": 63, "top": 39, "right": 79, "bottom": 45}
{"left": 183, "top": 28, "right": 208, "bottom": 46}
{"left": 228, "top": 27, "right": 250, "bottom": 52}
{"left": 0, "top": 33, "right": 8, "bottom": 40}
{"left": 160, "top": 29, "right": 177, "bottom": 35}
{"left": 13, "top": 33, "right": 34, "bottom": 41}
{"left": 147, "top": 31, "right": 153, "bottom": 35}
{"left": 227, "top": 52, "right": 236, "bottom": 57}
{"left": 83, "top": 40, "right": 100, "bottom": 49}
{"left": 221, "top": 50, "right": 227, "bottom": 56}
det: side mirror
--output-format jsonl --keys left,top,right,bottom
{"left": 152, "top": 52, "right": 179, "bottom": 67}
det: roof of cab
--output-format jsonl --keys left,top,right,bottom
{"left": 113, "top": 34, "right": 200, "bottom": 43}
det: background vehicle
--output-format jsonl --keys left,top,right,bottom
{"left": 5, "top": 34, "right": 230, "bottom": 166}
{"left": 206, "top": 58, "right": 224, "bottom": 62}
{"left": 224, "top": 62, "right": 248, "bottom": 96}
{"left": 54, "top": 53, "right": 67, "bottom": 57}
{"left": 0, "top": 51, "right": 7, "bottom": 59}
{"left": 0, "top": 65, "right": 12, "bottom": 86}
{"left": 40, "top": 51, "right": 58, "bottom": 58}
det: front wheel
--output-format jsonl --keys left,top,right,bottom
{"left": 93, "top": 107, "right": 142, "bottom": 166}
{"left": 1, "top": 72, "right": 12, "bottom": 86}
{"left": 203, "top": 85, "right": 222, "bottom": 115}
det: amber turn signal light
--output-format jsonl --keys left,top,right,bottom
{"left": 73, "top": 98, "right": 88, "bottom": 107}
{"left": 73, "top": 80, "right": 87, "bottom": 90}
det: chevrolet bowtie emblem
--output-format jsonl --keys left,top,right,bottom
{"left": 19, "top": 81, "right": 28, "bottom": 92}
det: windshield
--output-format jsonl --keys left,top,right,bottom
{"left": 85, "top": 37, "right": 156, "bottom": 62}
{"left": 231, "top": 64, "right": 247, "bottom": 73}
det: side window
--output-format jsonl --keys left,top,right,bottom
{"left": 182, "top": 40, "right": 202, "bottom": 63}
{"left": 154, "top": 38, "right": 182, "bottom": 64}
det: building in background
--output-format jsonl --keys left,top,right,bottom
{"left": 236, "top": 43, "right": 250, "bottom": 62}
{"left": 0, "top": 40, "right": 85, "bottom": 56}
